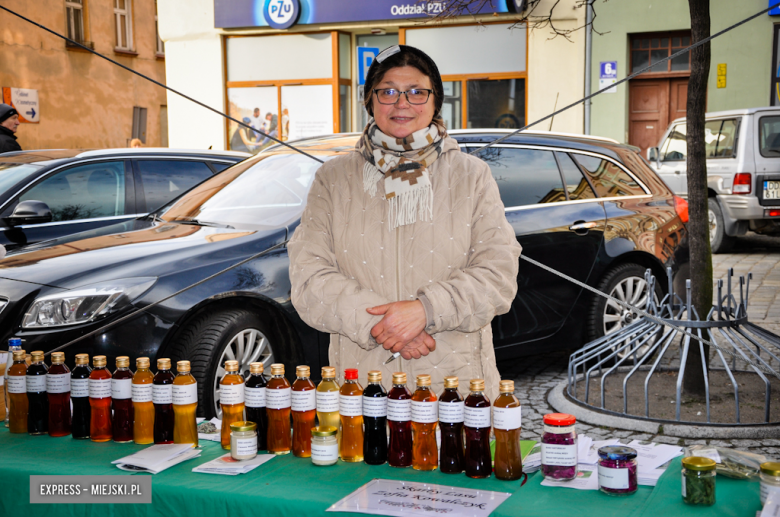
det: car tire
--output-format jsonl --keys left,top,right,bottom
{"left": 168, "top": 308, "right": 283, "bottom": 418}
{"left": 709, "top": 200, "right": 736, "bottom": 254}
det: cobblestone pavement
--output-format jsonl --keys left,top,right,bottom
{"left": 501, "top": 232, "right": 780, "bottom": 460}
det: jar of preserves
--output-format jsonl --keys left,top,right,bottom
{"left": 230, "top": 421, "right": 258, "bottom": 461}
{"left": 681, "top": 456, "right": 716, "bottom": 505}
{"left": 311, "top": 426, "right": 338, "bottom": 466}
{"left": 598, "top": 446, "right": 638, "bottom": 496}
{"left": 541, "top": 413, "right": 577, "bottom": 480}
{"left": 759, "top": 461, "right": 780, "bottom": 506}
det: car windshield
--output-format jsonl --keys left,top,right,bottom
{"left": 0, "top": 163, "right": 43, "bottom": 194}
{"left": 159, "top": 152, "right": 332, "bottom": 230}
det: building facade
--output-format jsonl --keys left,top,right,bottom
{"left": 0, "top": 0, "right": 167, "bottom": 149}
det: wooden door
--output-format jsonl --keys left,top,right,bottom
{"left": 669, "top": 78, "right": 688, "bottom": 123}
{"left": 629, "top": 78, "right": 689, "bottom": 156}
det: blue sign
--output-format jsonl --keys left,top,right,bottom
{"left": 600, "top": 61, "right": 617, "bottom": 80}
{"left": 770, "top": 0, "right": 780, "bottom": 16}
{"left": 357, "top": 47, "right": 380, "bottom": 86}
{"left": 264, "top": 0, "right": 300, "bottom": 29}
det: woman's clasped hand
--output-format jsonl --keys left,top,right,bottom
{"left": 367, "top": 300, "right": 434, "bottom": 359}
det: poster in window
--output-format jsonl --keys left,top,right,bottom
{"left": 281, "top": 85, "right": 334, "bottom": 141}
{"left": 227, "top": 87, "right": 279, "bottom": 154}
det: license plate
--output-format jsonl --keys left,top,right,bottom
{"left": 764, "top": 180, "right": 780, "bottom": 199}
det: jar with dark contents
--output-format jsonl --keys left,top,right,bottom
{"left": 681, "top": 456, "right": 716, "bottom": 506}
{"left": 541, "top": 413, "right": 577, "bottom": 481}
{"left": 598, "top": 446, "right": 638, "bottom": 496}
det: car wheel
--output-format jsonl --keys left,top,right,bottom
{"left": 586, "top": 263, "right": 662, "bottom": 361}
{"left": 168, "top": 309, "right": 279, "bottom": 418}
{"left": 709, "top": 200, "right": 736, "bottom": 254}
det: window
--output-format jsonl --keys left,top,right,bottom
{"left": 772, "top": 25, "right": 780, "bottom": 106}
{"left": 631, "top": 32, "right": 691, "bottom": 74}
{"left": 20, "top": 162, "right": 126, "bottom": 221}
{"left": 759, "top": 116, "right": 780, "bottom": 157}
{"left": 555, "top": 152, "right": 596, "bottom": 201}
{"left": 65, "top": 0, "right": 85, "bottom": 43}
{"left": 573, "top": 154, "right": 647, "bottom": 198}
{"left": 155, "top": 0, "right": 164, "bottom": 55}
{"left": 136, "top": 160, "right": 214, "bottom": 212}
{"left": 661, "top": 123, "right": 687, "bottom": 161}
{"left": 441, "top": 81, "right": 462, "bottom": 130}
{"left": 467, "top": 79, "right": 525, "bottom": 129}
{"left": 114, "top": 0, "right": 133, "bottom": 51}
{"left": 705, "top": 119, "right": 739, "bottom": 158}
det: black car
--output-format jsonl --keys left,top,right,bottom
{"left": 0, "top": 148, "right": 249, "bottom": 251}
{"left": 0, "top": 132, "right": 689, "bottom": 417}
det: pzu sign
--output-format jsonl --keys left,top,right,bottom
{"left": 264, "top": 0, "right": 300, "bottom": 29}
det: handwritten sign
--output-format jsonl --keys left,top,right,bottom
{"left": 327, "top": 479, "right": 512, "bottom": 517}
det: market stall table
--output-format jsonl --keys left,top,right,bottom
{"left": 0, "top": 427, "right": 762, "bottom": 516}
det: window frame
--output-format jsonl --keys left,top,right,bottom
{"left": 155, "top": 0, "right": 164, "bottom": 56}
{"left": 113, "top": 0, "right": 134, "bottom": 52}
{"left": 630, "top": 30, "right": 692, "bottom": 78}
{"left": 65, "top": 0, "right": 85, "bottom": 43}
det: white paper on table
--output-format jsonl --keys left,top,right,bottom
{"left": 627, "top": 441, "right": 683, "bottom": 471}
{"left": 115, "top": 448, "right": 201, "bottom": 474}
{"left": 577, "top": 435, "right": 593, "bottom": 462}
{"left": 192, "top": 453, "right": 275, "bottom": 475}
{"left": 761, "top": 497, "right": 780, "bottom": 517}
{"left": 580, "top": 438, "right": 621, "bottom": 465}
{"left": 112, "top": 443, "right": 195, "bottom": 468}
{"left": 540, "top": 464, "right": 599, "bottom": 490}
{"left": 327, "top": 479, "right": 512, "bottom": 517}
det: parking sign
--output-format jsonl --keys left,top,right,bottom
{"left": 357, "top": 47, "right": 379, "bottom": 86}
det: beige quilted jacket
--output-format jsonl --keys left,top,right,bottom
{"left": 288, "top": 137, "right": 522, "bottom": 401}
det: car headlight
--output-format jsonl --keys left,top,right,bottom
{"left": 22, "top": 277, "right": 156, "bottom": 329}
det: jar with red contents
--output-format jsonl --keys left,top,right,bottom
{"left": 541, "top": 413, "right": 578, "bottom": 481}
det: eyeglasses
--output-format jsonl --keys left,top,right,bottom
{"left": 373, "top": 88, "right": 433, "bottom": 105}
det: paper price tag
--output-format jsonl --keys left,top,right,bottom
{"left": 387, "top": 398, "right": 411, "bottom": 421}
{"left": 312, "top": 443, "right": 338, "bottom": 462}
{"left": 112, "top": 378, "right": 132, "bottom": 399}
{"left": 292, "top": 389, "right": 316, "bottom": 411}
{"left": 316, "top": 390, "right": 339, "bottom": 413}
{"left": 89, "top": 378, "right": 112, "bottom": 399}
{"left": 152, "top": 384, "right": 173, "bottom": 404}
{"left": 411, "top": 400, "right": 438, "bottom": 423}
{"left": 266, "top": 387, "right": 291, "bottom": 409}
{"left": 47, "top": 373, "right": 71, "bottom": 394}
{"left": 340, "top": 394, "right": 362, "bottom": 417}
{"left": 173, "top": 383, "right": 198, "bottom": 405}
{"left": 598, "top": 465, "right": 629, "bottom": 489}
{"left": 234, "top": 437, "right": 258, "bottom": 457}
{"left": 493, "top": 406, "right": 522, "bottom": 430}
{"left": 363, "top": 396, "right": 387, "bottom": 417}
{"left": 71, "top": 378, "right": 89, "bottom": 397}
{"left": 464, "top": 406, "right": 491, "bottom": 428}
{"left": 541, "top": 444, "right": 577, "bottom": 466}
{"left": 245, "top": 386, "right": 266, "bottom": 408}
{"left": 132, "top": 383, "right": 153, "bottom": 403}
{"left": 220, "top": 383, "right": 245, "bottom": 405}
{"left": 26, "top": 375, "right": 46, "bottom": 392}
{"left": 7, "top": 375, "right": 26, "bottom": 394}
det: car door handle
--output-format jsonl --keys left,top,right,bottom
{"left": 569, "top": 221, "right": 598, "bottom": 232}
{"left": 675, "top": 170, "right": 685, "bottom": 175}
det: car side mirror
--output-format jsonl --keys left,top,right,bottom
{"left": 7, "top": 200, "right": 53, "bottom": 226}
{"left": 647, "top": 147, "right": 661, "bottom": 167}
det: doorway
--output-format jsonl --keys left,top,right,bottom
{"left": 629, "top": 78, "right": 688, "bottom": 156}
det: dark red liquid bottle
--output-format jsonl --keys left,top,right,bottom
{"left": 71, "top": 354, "right": 91, "bottom": 439}
{"left": 464, "top": 379, "right": 492, "bottom": 479}
{"left": 387, "top": 372, "right": 412, "bottom": 468}
{"left": 438, "top": 376, "right": 465, "bottom": 474}
{"left": 112, "top": 356, "right": 134, "bottom": 443}
{"left": 153, "top": 358, "right": 175, "bottom": 444}
{"left": 47, "top": 352, "right": 71, "bottom": 437}
{"left": 26, "top": 351, "right": 49, "bottom": 435}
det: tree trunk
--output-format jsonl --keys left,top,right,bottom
{"left": 683, "top": 0, "right": 712, "bottom": 397}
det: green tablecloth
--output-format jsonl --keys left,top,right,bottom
{"left": 0, "top": 426, "right": 762, "bottom": 516}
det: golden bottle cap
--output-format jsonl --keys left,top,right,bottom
{"left": 443, "top": 376, "right": 459, "bottom": 388}
{"left": 499, "top": 380, "right": 515, "bottom": 393}
{"left": 224, "top": 360, "right": 239, "bottom": 372}
{"left": 311, "top": 426, "right": 337, "bottom": 437}
{"left": 157, "top": 358, "right": 171, "bottom": 370}
{"left": 270, "top": 363, "right": 285, "bottom": 376}
{"left": 229, "top": 421, "right": 257, "bottom": 432}
{"left": 392, "top": 372, "right": 407, "bottom": 384}
{"left": 51, "top": 352, "right": 65, "bottom": 364}
{"left": 367, "top": 370, "right": 382, "bottom": 383}
{"left": 116, "top": 356, "right": 130, "bottom": 368}
{"left": 250, "top": 362, "right": 264, "bottom": 374}
{"left": 75, "top": 353, "right": 89, "bottom": 365}
{"left": 416, "top": 374, "right": 432, "bottom": 386}
{"left": 760, "top": 461, "right": 780, "bottom": 477}
{"left": 682, "top": 456, "right": 717, "bottom": 471}
{"left": 469, "top": 379, "right": 485, "bottom": 392}
{"left": 296, "top": 365, "right": 310, "bottom": 378}
{"left": 31, "top": 350, "right": 44, "bottom": 362}
{"left": 136, "top": 357, "right": 150, "bottom": 369}
{"left": 177, "top": 360, "right": 191, "bottom": 373}
{"left": 321, "top": 366, "right": 336, "bottom": 379}
{"left": 12, "top": 350, "right": 26, "bottom": 361}
{"left": 93, "top": 355, "right": 107, "bottom": 367}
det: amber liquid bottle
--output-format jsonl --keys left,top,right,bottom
{"left": 411, "top": 374, "right": 438, "bottom": 471}
{"left": 494, "top": 380, "right": 523, "bottom": 480}
{"left": 245, "top": 362, "right": 268, "bottom": 451}
{"left": 173, "top": 360, "right": 198, "bottom": 446}
{"left": 220, "top": 360, "right": 245, "bottom": 450}
{"left": 71, "top": 354, "right": 91, "bottom": 439}
{"left": 316, "top": 366, "right": 340, "bottom": 431}
{"left": 7, "top": 350, "right": 28, "bottom": 434}
{"left": 47, "top": 352, "right": 71, "bottom": 437}
{"left": 291, "top": 365, "right": 316, "bottom": 457}
{"left": 339, "top": 368, "right": 363, "bottom": 462}
{"left": 112, "top": 356, "right": 134, "bottom": 443}
{"left": 363, "top": 370, "right": 387, "bottom": 465}
{"left": 438, "top": 376, "right": 465, "bottom": 474}
{"left": 387, "top": 372, "right": 413, "bottom": 468}
{"left": 464, "top": 379, "right": 492, "bottom": 478}
{"left": 26, "top": 350, "right": 49, "bottom": 435}
{"left": 132, "top": 357, "right": 154, "bottom": 444}
{"left": 266, "top": 363, "right": 291, "bottom": 454}
{"left": 153, "top": 358, "right": 175, "bottom": 444}
{"left": 89, "top": 355, "right": 113, "bottom": 442}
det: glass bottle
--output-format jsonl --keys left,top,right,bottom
{"left": 47, "top": 351, "right": 71, "bottom": 437}
{"left": 292, "top": 365, "right": 316, "bottom": 458}
{"left": 412, "top": 374, "right": 438, "bottom": 471}
{"left": 363, "top": 370, "right": 387, "bottom": 465}
{"left": 316, "top": 366, "right": 340, "bottom": 431}
{"left": 132, "top": 357, "right": 154, "bottom": 444}
{"left": 112, "top": 356, "right": 134, "bottom": 443}
{"left": 173, "top": 360, "right": 198, "bottom": 446}
{"left": 760, "top": 461, "right": 780, "bottom": 506}
{"left": 438, "top": 376, "right": 465, "bottom": 474}
{"left": 464, "top": 378, "right": 492, "bottom": 478}
{"left": 89, "top": 355, "right": 112, "bottom": 442}
{"left": 153, "top": 358, "right": 175, "bottom": 444}
{"left": 26, "top": 350, "right": 49, "bottom": 435}
{"left": 387, "top": 372, "right": 413, "bottom": 468}
{"left": 245, "top": 362, "right": 268, "bottom": 451}
{"left": 266, "top": 363, "right": 291, "bottom": 455}
{"left": 7, "top": 349, "right": 28, "bottom": 434}
{"left": 493, "top": 379, "right": 523, "bottom": 481}
{"left": 220, "top": 360, "right": 245, "bottom": 450}
{"left": 70, "top": 353, "right": 91, "bottom": 439}
{"left": 3, "top": 337, "right": 23, "bottom": 427}
{"left": 339, "top": 368, "right": 363, "bottom": 462}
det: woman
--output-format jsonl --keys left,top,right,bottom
{"left": 288, "top": 45, "right": 522, "bottom": 400}
{"left": 230, "top": 117, "right": 260, "bottom": 154}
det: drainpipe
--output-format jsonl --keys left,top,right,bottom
{"left": 584, "top": 0, "right": 593, "bottom": 135}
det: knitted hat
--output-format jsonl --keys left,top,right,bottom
{"left": 0, "top": 104, "right": 18, "bottom": 124}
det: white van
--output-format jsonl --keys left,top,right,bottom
{"left": 648, "top": 107, "right": 780, "bottom": 252}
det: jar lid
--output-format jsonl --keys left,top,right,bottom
{"left": 760, "top": 461, "right": 780, "bottom": 477}
{"left": 270, "top": 363, "right": 285, "bottom": 375}
{"left": 543, "top": 413, "right": 576, "bottom": 426}
{"left": 116, "top": 356, "right": 130, "bottom": 368}
{"left": 321, "top": 366, "right": 335, "bottom": 378}
{"left": 499, "top": 380, "right": 514, "bottom": 393}
{"left": 93, "top": 355, "right": 107, "bottom": 367}
{"left": 344, "top": 368, "right": 358, "bottom": 380}
{"left": 416, "top": 374, "right": 431, "bottom": 386}
{"left": 682, "top": 456, "right": 717, "bottom": 471}
{"left": 598, "top": 446, "right": 638, "bottom": 461}
{"left": 136, "top": 357, "right": 150, "bottom": 368}
{"left": 367, "top": 370, "right": 382, "bottom": 382}
{"left": 157, "top": 358, "right": 171, "bottom": 369}
{"left": 296, "top": 365, "right": 310, "bottom": 378}
{"left": 230, "top": 421, "right": 257, "bottom": 432}
{"left": 311, "top": 426, "right": 337, "bottom": 437}
{"left": 177, "top": 360, "right": 191, "bottom": 373}
{"left": 30, "top": 350, "right": 44, "bottom": 362}
{"left": 469, "top": 379, "right": 485, "bottom": 391}
{"left": 443, "top": 376, "right": 458, "bottom": 388}
{"left": 75, "top": 353, "right": 89, "bottom": 365}
{"left": 250, "top": 362, "right": 264, "bottom": 374}
{"left": 51, "top": 352, "right": 65, "bottom": 364}
{"left": 392, "top": 372, "right": 407, "bottom": 384}
{"left": 224, "top": 360, "right": 239, "bottom": 372}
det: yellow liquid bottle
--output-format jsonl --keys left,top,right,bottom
{"left": 339, "top": 368, "right": 363, "bottom": 463}
{"left": 132, "top": 357, "right": 155, "bottom": 444}
{"left": 173, "top": 360, "right": 198, "bottom": 446}
{"left": 220, "top": 360, "right": 245, "bottom": 449}
{"left": 316, "top": 366, "right": 340, "bottom": 430}
{"left": 7, "top": 350, "right": 28, "bottom": 434}
{"left": 411, "top": 374, "right": 438, "bottom": 471}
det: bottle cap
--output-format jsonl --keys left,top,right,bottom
{"left": 416, "top": 374, "right": 431, "bottom": 386}
{"left": 157, "top": 358, "right": 171, "bottom": 370}
{"left": 30, "top": 350, "right": 44, "bottom": 362}
{"left": 12, "top": 350, "right": 26, "bottom": 361}
{"left": 136, "top": 357, "right": 150, "bottom": 368}
{"left": 443, "top": 376, "right": 459, "bottom": 388}
{"left": 296, "top": 365, "right": 310, "bottom": 378}
{"left": 469, "top": 379, "right": 485, "bottom": 392}
{"left": 598, "top": 446, "right": 638, "bottom": 462}
{"left": 224, "top": 360, "right": 239, "bottom": 372}
{"left": 543, "top": 413, "right": 576, "bottom": 426}
{"left": 681, "top": 456, "right": 717, "bottom": 471}
{"left": 321, "top": 366, "right": 336, "bottom": 379}
{"left": 270, "top": 363, "right": 285, "bottom": 376}
{"left": 311, "top": 426, "right": 338, "bottom": 437}
{"left": 250, "top": 362, "right": 264, "bottom": 374}
{"left": 51, "top": 352, "right": 65, "bottom": 364}
{"left": 8, "top": 337, "right": 22, "bottom": 347}
{"left": 116, "top": 356, "right": 130, "bottom": 368}
{"left": 392, "top": 372, "right": 407, "bottom": 384}
{"left": 177, "top": 360, "right": 191, "bottom": 373}
{"left": 75, "top": 353, "right": 89, "bottom": 365}
{"left": 93, "top": 355, "right": 107, "bottom": 367}
{"left": 344, "top": 368, "right": 358, "bottom": 380}
{"left": 499, "top": 380, "right": 514, "bottom": 393}
{"left": 760, "top": 461, "right": 780, "bottom": 477}
{"left": 229, "top": 421, "right": 257, "bottom": 432}
{"left": 367, "top": 370, "right": 382, "bottom": 383}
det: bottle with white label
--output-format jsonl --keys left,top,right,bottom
{"left": 464, "top": 378, "right": 492, "bottom": 479}
{"left": 112, "top": 356, "right": 134, "bottom": 443}
{"left": 411, "top": 374, "right": 438, "bottom": 471}
{"left": 220, "top": 360, "right": 245, "bottom": 450}
{"left": 132, "top": 357, "right": 154, "bottom": 444}
{"left": 292, "top": 365, "right": 316, "bottom": 458}
{"left": 153, "top": 358, "right": 175, "bottom": 444}
{"left": 173, "top": 360, "right": 198, "bottom": 446}
{"left": 493, "top": 379, "right": 522, "bottom": 481}
{"left": 316, "top": 366, "right": 340, "bottom": 432}
{"left": 245, "top": 362, "right": 268, "bottom": 451}
{"left": 47, "top": 352, "right": 71, "bottom": 437}
{"left": 438, "top": 376, "right": 464, "bottom": 474}
{"left": 387, "top": 372, "right": 412, "bottom": 468}
{"left": 3, "top": 337, "right": 23, "bottom": 427}
{"left": 70, "top": 353, "right": 91, "bottom": 439}
{"left": 89, "top": 355, "right": 112, "bottom": 442}
{"left": 266, "top": 363, "right": 291, "bottom": 455}
{"left": 541, "top": 413, "right": 578, "bottom": 481}
{"left": 26, "top": 350, "right": 48, "bottom": 435}
{"left": 7, "top": 349, "right": 28, "bottom": 434}
{"left": 339, "top": 368, "right": 363, "bottom": 462}
{"left": 363, "top": 370, "right": 387, "bottom": 465}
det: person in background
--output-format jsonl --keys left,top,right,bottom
{"left": 280, "top": 108, "right": 290, "bottom": 141}
{"left": 249, "top": 107, "right": 264, "bottom": 141}
{"left": 130, "top": 138, "right": 143, "bottom": 148}
{"left": 230, "top": 117, "right": 260, "bottom": 153}
{"left": 258, "top": 112, "right": 278, "bottom": 147}
{"left": 0, "top": 103, "right": 22, "bottom": 154}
